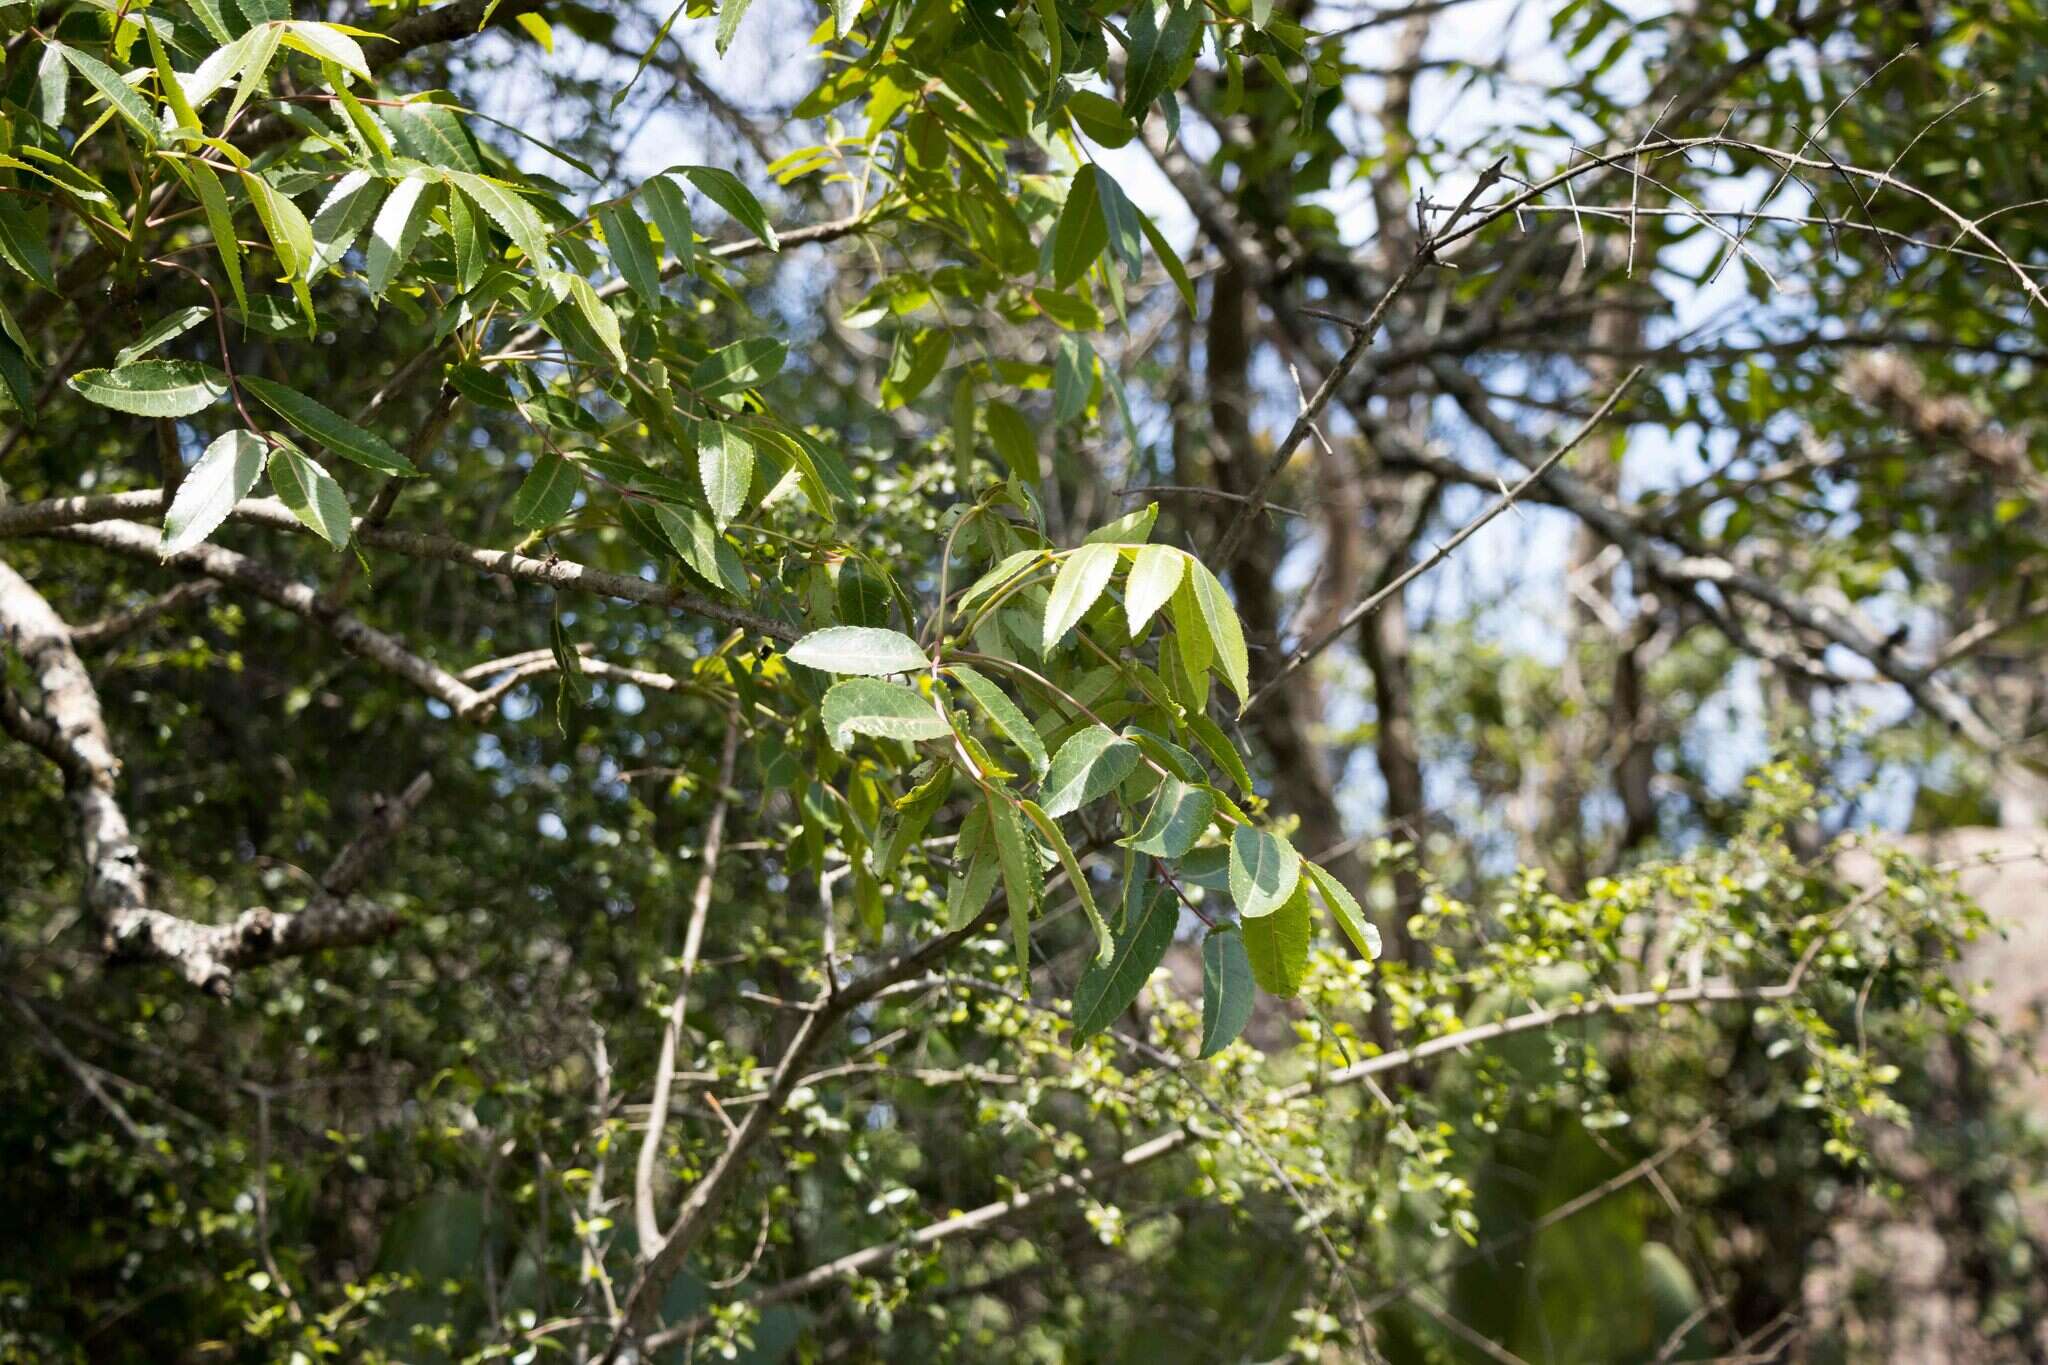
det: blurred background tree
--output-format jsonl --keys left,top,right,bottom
{"left": 1, "top": 0, "right": 2044, "bottom": 1360}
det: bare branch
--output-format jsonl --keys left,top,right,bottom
{"left": 634, "top": 715, "right": 744, "bottom": 1254}
{"left": 45, "top": 520, "right": 487, "bottom": 714}
{"left": 1245, "top": 367, "right": 1641, "bottom": 712}
{"left": 69, "top": 579, "right": 222, "bottom": 652}
{"left": 0, "top": 492, "right": 797, "bottom": 646}
{"left": 322, "top": 772, "right": 435, "bottom": 898}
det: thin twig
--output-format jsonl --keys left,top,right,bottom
{"left": 1245, "top": 367, "right": 1640, "bottom": 711}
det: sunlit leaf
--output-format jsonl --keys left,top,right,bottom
{"left": 69, "top": 361, "right": 228, "bottom": 418}
{"left": 1040, "top": 724, "right": 1140, "bottom": 819}
{"left": 822, "top": 678, "right": 951, "bottom": 750}
{"left": 1229, "top": 826, "right": 1300, "bottom": 920}
{"left": 1042, "top": 542, "right": 1118, "bottom": 652}
{"left": 267, "top": 443, "right": 353, "bottom": 548}
{"left": 161, "top": 428, "right": 265, "bottom": 554}
{"left": 789, "top": 627, "right": 930, "bottom": 677}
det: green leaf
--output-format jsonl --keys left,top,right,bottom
{"left": 58, "top": 45, "right": 159, "bottom": 146}
{"left": 692, "top": 338, "right": 786, "bottom": 397}
{"left": 948, "top": 665, "right": 1048, "bottom": 777}
{"left": 1071, "top": 883, "right": 1174, "bottom": 1037}
{"left": 1066, "top": 89, "right": 1136, "bottom": 147}
{"left": 35, "top": 43, "right": 68, "bottom": 128}
{"left": 1082, "top": 503, "right": 1158, "bottom": 547}
{"left": 1040, "top": 724, "right": 1140, "bottom": 818}
{"left": 509, "top": 451, "right": 581, "bottom": 528}
{"left": 115, "top": 307, "right": 210, "bottom": 368}
{"left": 835, "top": 562, "right": 892, "bottom": 628}
{"left": 309, "top": 170, "right": 381, "bottom": 278}
{"left": 640, "top": 174, "right": 696, "bottom": 273}
{"left": 960, "top": 549, "right": 1045, "bottom": 609}
{"left": 567, "top": 275, "right": 626, "bottom": 367}
{"left": 68, "top": 361, "right": 227, "bottom": 418}
{"left": 649, "top": 501, "right": 748, "bottom": 596}
{"left": 1186, "top": 713, "right": 1253, "bottom": 797}
{"left": 1199, "top": 928, "right": 1255, "bottom": 1057}
{"left": 1124, "top": 544, "right": 1184, "bottom": 638}
{"left": 699, "top": 422, "right": 755, "bottom": 527}
{"left": 788, "top": 626, "right": 930, "bottom": 676}
{"left": 1168, "top": 568, "right": 1213, "bottom": 677}
{"left": 882, "top": 327, "right": 949, "bottom": 409}
{"left": 1244, "top": 879, "right": 1311, "bottom": 996}
{"left": 229, "top": 25, "right": 287, "bottom": 130}
{"left": 241, "top": 172, "right": 313, "bottom": 277}
{"left": 986, "top": 792, "right": 1041, "bottom": 973}
{"left": 182, "top": 0, "right": 237, "bottom": 43}
{"left": 551, "top": 612, "right": 585, "bottom": 732}
{"left": 238, "top": 376, "right": 418, "bottom": 476}
{"left": 1137, "top": 209, "right": 1196, "bottom": 312}
{"left": 267, "top": 444, "right": 352, "bottom": 548}
{"left": 0, "top": 336, "right": 34, "bottom": 419}
{"left": 1186, "top": 559, "right": 1250, "bottom": 704}
{"left": 147, "top": 22, "right": 203, "bottom": 133}
{"left": 238, "top": 0, "right": 291, "bottom": 24}
{"left": 1229, "top": 826, "right": 1300, "bottom": 920}
{"left": 947, "top": 839, "right": 1001, "bottom": 930}
{"left": 167, "top": 158, "right": 247, "bottom": 316}
{"left": 1094, "top": 166, "right": 1145, "bottom": 282}
{"left": 1050, "top": 164, "right": 1107, "bottom": 290}
{"left": 0, "top": 193, "right": 56, "bottom": 292}
{"left": 598, "top": 201, "right": 661, "bottom": 306}
{"left": 879, "top": 765, "right": 949, "bottom": 877}
{"left": 1125, "top": 725, "right": 1202, "bottom": 784}
{"left": 984, "top": 399, "right": 1039, "bottom": 481}
{"left": 239, "top": 169, "right": 317, "bottom": 318}
{"left": 1303, "top": 860, "right": 1380, "bottom": 961}
{"left": 445, "top": 190, "right": 487, "bottom": 293}
{"left": 366, "top": 174, "right": 434, "bottom": 298}
{"left": 181, "top": 29, "right": 257, "bottom": 109}
{"left": 1020, "top": 799, "right": 1112, "bottom": 963}
{"left": 1052, "top": 334, "right": 1092, "bottom": 423}
{"left": 279, "top": 21, "right": 370, "bottom": 81}
{"left": 715, "top": 0, "right": 755, "bottom": 54}
{"left": 677, "top": 165, "right": 777, "bottom": 250}
{"left": 387, "top": 103, "right": 485, "bottom": 173}
{"left": 821, "top": 677, "right": 951, "bottom": 750}
{"left": 1120, "top": 0, "right": 1200, "bottom": 117}
{"left": 1041, "top": 542, "right": 1118, "bottom": 651}
{"left": 1124, "top": 776, "right": 1214, "bottom": 859}
{"left": 161, "top": 428, "right": 265, "bottom": 554}
{"left": 445, "top": 171, "right": 552, "bottom": 267}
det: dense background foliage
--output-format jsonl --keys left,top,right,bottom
{"left": 2, "top": 0, "right": 2044, "bottom": 1360}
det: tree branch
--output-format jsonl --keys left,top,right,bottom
{"left": 69, "top": 579, "right": 222, "bottom": 652}
{"left": 646, "top": 977, "right": 1800, "bottom": 1346}
{"left": 603, "top": 887, "right": 1023, "bottom": 1359}
{"left": 45, "top": 519, "right": 488, "bottom": 714}
{"left": 0, "top": 492, "right": 797, "bottom": 647}
{"left": 0, "top": 559, "right": 424, "bottom": 993}
{"left": 634, "top": 715, "right": 744, "bottom": 1254}
{"left": 1245, "top": 367, "right": 1641, "bottom": 712}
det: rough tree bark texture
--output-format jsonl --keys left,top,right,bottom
{"left": 1, "top": 558, "right": 419, "bottom": 993}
